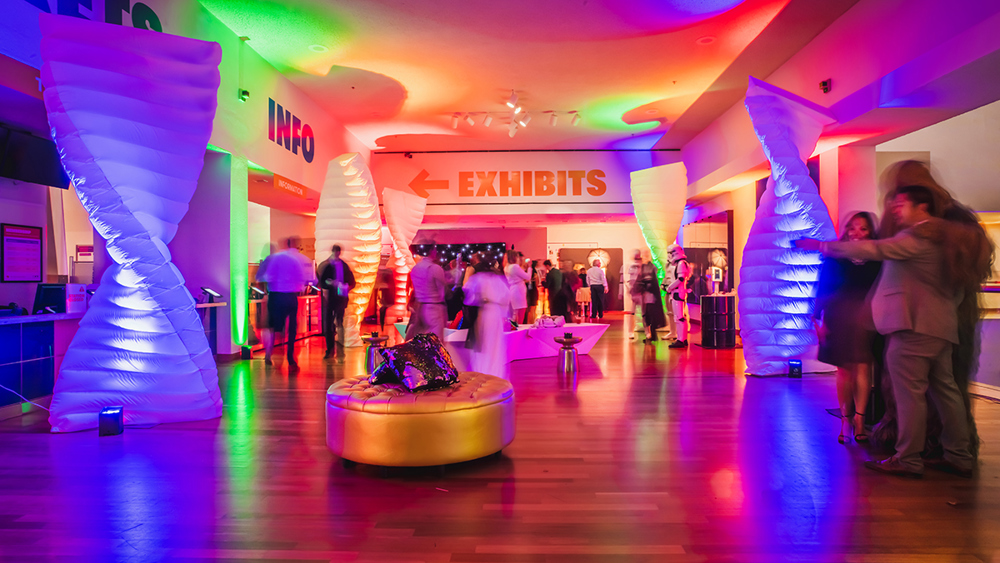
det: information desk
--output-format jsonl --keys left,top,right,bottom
{"left": 0, "top": 311, "right": 83, "bottom": 420}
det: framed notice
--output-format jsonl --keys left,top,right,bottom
{"left": 1, "top": 224, "right": 43, "bottom": 283}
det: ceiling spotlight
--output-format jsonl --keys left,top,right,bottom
{"left": 483, "top": 114, "right": 493, "bottom": 127}
{"left": 506, "top": 90, "right": 518, "bottom": 108}
{"left": 513, "top": 105, "right": 522, "bottom": 115}
{"left": 517, "top": 113, "right": 531, "bottom": 127}
{"left": 571, "top": 112, "right": 582, "bottom": 126}
{"left": 508, "top": 121, "right": 518, "bottom": 138}
{"left": 451, "top": 113, "right": 459, "bottom": 129}
{"left": 549, "top": 113, "right": 558, "bottom": 126}
{"left": 465, "top": 114, "right": 475, "bottom": 126}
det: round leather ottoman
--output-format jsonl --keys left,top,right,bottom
{"left": 326, "top": 372, "right": 515, "bottom": 467}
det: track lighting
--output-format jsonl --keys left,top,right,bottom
{"left": 513, "top": 105, "right": 522, "bottom": 114}
{"left": 506, "top": 90, "right": 518, "bottom": 108}
{"left": 483, "top": 114, "right": 493, "bottom": 127}
{"left": 571, "top": 112, "right": 582, "bottom": 126}
{"left": 508, "top": 121, "right": 518, "bottom": 138}
{"left": 549, "top": 113, "right": 557, "bottom": 126}
{"left": 465, "top": 114, "right": 475, "bottom": 126}
{"left": 517, "top": 113, "right": 531, "bottom": 127}
{"left": 451, "top": 114, "right": 459, "bottom": 129}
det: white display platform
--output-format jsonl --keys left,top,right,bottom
{"left": 392, "top": 322, "right": 609, "bottom": 363}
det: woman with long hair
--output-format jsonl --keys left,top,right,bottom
{"left": 504, "top": 249, "right": 530, "bottom": 325}
{"left": 814, "top": 211, "right": 882, "bottom": 443}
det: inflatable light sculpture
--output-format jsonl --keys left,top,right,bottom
{"left": 41, "top": 14, "right": 223, "bottom": 431}
{"left": 630, "top": 163, "right": 688, "bottom": 281}
{"left": 381, "top": 188, "right": 427, "bottom": 320}
{"left": 739, "top": 77, "right": 837, "bottom": 376}
{"left": 315, "top": 153, "right": 382, "bottom": 347}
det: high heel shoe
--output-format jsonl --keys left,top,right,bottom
{"left": 838, "top": 413, "right": 853, "bottom": 444}
{"left": 853, "top": 412, "right": 869, "bottom": 442}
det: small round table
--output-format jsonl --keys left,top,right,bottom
{"left": 361, "top": 335, "right": 389, "bottom": 373}
{"left": 553, "top": 335, "right": 583, "bottom": 378}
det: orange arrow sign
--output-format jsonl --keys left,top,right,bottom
{"left": 408, "top": 169, "right": 449, "bottom": 197}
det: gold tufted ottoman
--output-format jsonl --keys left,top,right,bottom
{"left": 326, "top": 372, "right": 515, "bottom": 467}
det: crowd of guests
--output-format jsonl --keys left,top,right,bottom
{"left": 798, "top": 160, "right": 994, "bottom": 479}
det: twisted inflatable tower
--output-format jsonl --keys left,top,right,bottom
{"left": 630, "top": 162, "right": 688, "bottom": 278}
{"left": 41, "top": 15, "right": 223, "bottom": 431}
{"left": 739, "top": 77, "right": 837, "bottom": 375}
{"left": 382, "top": 188, "right": 427, "bottom": 320}
{"left": 315, "top": 153, "right": 382, "bottom": 347}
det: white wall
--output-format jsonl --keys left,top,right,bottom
{"left": 247, "top": 201, "right": 271, "bottom": 264}
{"left": 0, "top": 177, "right": 48, "bottom": 309}
{"left": 545, "top": 221, "right": 648, "bottom": 264}
{"left": 877, "top": 99, "right": 1000, "bottom": 212}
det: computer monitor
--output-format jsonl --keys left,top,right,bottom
{"left": 32, "top": 284, "right": 67, "bottom": 314}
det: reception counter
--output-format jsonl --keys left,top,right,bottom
{"left": 0, "top": 311, "right": 83, "bottom": 421}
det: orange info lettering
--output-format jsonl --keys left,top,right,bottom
{"left": 456, "top": 170, "right": 607, "bottom": 197}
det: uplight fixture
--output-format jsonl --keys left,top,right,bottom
{"left": 506, "top": 90, "right": 518, "bottom": 108}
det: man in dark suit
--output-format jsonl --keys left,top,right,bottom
{"left": 799, "top": 184, "right": 972, "bottom": 478}
{"left": 318, "top": 244, "right": 356, "bottom": 358}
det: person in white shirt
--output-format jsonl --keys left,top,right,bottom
{"left": 464, "top": 262, "right": 511, "bottom": 378}
{"left": 405, "top": 245, "right": 449, "bottom": 341}
{"left": 255, "top": 237, "right": 316, "bottom": 368}
{"left": 504, "top": 250, "right": 531, "bottom": 324}
{"left": 586, "top": 259, "right": 609, "bottom": 320}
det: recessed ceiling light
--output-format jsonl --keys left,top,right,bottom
{"left": 308, "top": 44, "right": 329, "bottom": 53}
{"left": 645, "top": 109, "right": 659, "bottom": 115}
{"left": 696, "top": 36, "right": 716, "bottom": 45}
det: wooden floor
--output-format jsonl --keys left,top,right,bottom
{"left": 2, "top": 314, "right": 999, "bottom": 562}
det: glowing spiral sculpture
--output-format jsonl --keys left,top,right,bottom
{"left": 41, "top": 14, "right": 222, "bottom": 431}
{"left": 739, "top": 77, "right": 837, "bottom": 375}
{"left": 315, "top": 153, "right": 382, "bottom": 347}
{"left": 382, "top": 188, "right": 427, "bottom": 320}
{"left": 630, "top": 163, "right": 688, "bottom": 278}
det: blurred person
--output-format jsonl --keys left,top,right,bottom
{"left": 505, "top": 250, "right": 531, "bottom": 325}
{"left": 665, "top": 245, "right": 692, "bottom": 348}
{"left": 255, "top": 237, "right": 316, "bottom": 368}
{"left": 576, "top": 267, "right": 591, "bottom": 319}
{"left": 621, "top": 250, "right": 644, "bottom": 339}
{"left": 544, "top": 259, "right": 566, "bottom": 320}
{"left": 446, "top": 257, "right": 466, "bottom": 321}
{"left": 318, "top": 244, "right": 356, "bottom": 358}
{"left": 406, "top": 245, "right": 449, "bottom": 341}
{"left": 253, "top": 243, "right": 278, "bottom": 361}
{"left": 587, "top": 259, "right": 609, "bottom": 320}
{"left": 464, "top": 259, "right": 511, "bottom": 378}
{"left": 813, "top": 212, "right": 882, "bottom": 443}
{"left": 797, "top": 183, "right": 986, "bottom": 478}
{"left": 374, "top": 259, "right": 394, "bottom": 330}
{"left": 525, "top": 259, "right": 540, "bottom": 323}
{"left": 632, "top": 253, "right": 666, "bottom": 342}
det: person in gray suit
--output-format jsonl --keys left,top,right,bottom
{"left": 797, "top": 184, "right": 972, "bottom": 478}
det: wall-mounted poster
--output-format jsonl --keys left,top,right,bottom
{"left": 2, "top": 224, "right": 43, "bottom": 283}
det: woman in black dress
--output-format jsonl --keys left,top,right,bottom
{"left": 814, "top": 212, "right": 882, "bottom": 443}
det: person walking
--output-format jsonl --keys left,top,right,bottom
{"left": 622, "top": 251, "right": 644, "bottom": 339}
{"left": 544, "top": 259, "right": 565, "bottom": 320}
{"left": 318, "top": 244, "right": 356, "bottom": 358}
{"left": 797, "top": 184, "right": 974, "bottom": 478}
{"left": 504, "top": 250, "right": 531, "bottom": 325}
{"left": 255, "top": 237, "right": 316, "bottom": 368}
{"left": 813, "top": 212, "right": 882, "bottom": 443}
{"left": 586, "top": 259, "right": 608, "bottom": 320}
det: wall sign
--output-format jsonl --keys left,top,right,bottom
{"left": 372, "top": 151, "right": 639, "bottom": 216}
{"left": 1, "top": 224, "right": 43, "bottom": 283}
{"left": 268, "top": 98, "right": 315, "bottom": 163}
{"left": 19, "top": 0, "right": 163, "bottom": 31}
{"left": 273, "top": 173, "right": 307, "bottom": 199}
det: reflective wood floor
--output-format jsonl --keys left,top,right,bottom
{"left": 2, "top": 314, "right": 999, "bottom": 562}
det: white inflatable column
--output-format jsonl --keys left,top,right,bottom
{"left": 382, "top": 189, "right": 427, "bottom": 320}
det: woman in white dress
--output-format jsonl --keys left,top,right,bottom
{"left": 504, "top": 250, "right": 531, "bottom": 324}
{"left": 464, "top": 262, "right": 511, "bottom": 379}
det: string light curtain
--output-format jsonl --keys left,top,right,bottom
{"left": 738, "top": 77, "right": 837, "bottom": 375}
{"left": 630, "top": 163, "right": 688, "bottom": 282}
{"left": 315, "top": 153, "right": 382, "bottom": 347}
{"left": 41, "top": 14, "right": 222, "bottom": 432}
{"left": 382, "top": 188, "right": 427, "bottom": 320}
